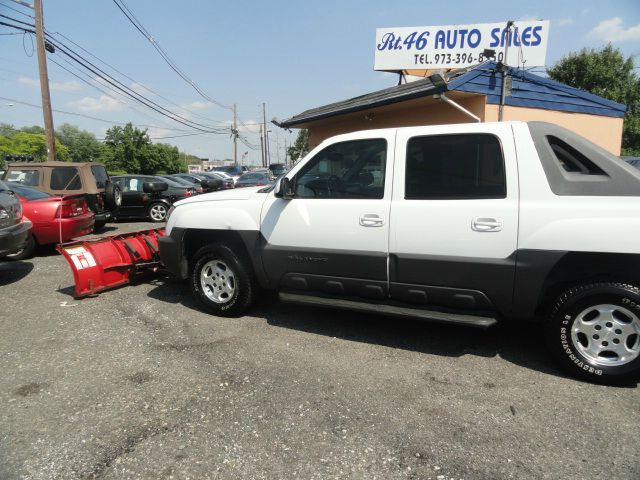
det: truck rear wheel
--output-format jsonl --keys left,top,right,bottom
{"left": 545, "top": 282, "right": 640, "bottom": 384}
{"left": 191, "top": 244, "right": 255, "bottom": 317}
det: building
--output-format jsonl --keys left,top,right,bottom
{"left": 279, "top": 61, "right": 626, "bottom": 155}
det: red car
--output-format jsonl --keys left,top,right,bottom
{"left": 6, "top": 182, "right": 94, "bottom": 259}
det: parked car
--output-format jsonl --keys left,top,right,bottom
{"left": 159, "top": 121, "right": 640, "bottom": 384}
{"left": 162, "top": 175, "right": 204, "bottom": 194}
{"left": 199, "top": 172, "right": 234, "bottom": 189}
{"left": 0, "top": 179, "right": 32, "bottom": 258}
{"left": 235, "top": 171, "right": 275, "bottom": 188}
{"left": 268, "top": 163, "right": 288, "bottom": 176}
{"left": 211, "top": 165, "right": 245, "bottom": 181}
{"left": 111, "top": 175, "right": 193, "bottom": 222}
{"left": 169, "top": 174, "right": 221, "bottom": 193}
{"left": 2, "top": 161, "right": 121, "bottom": 229}
{"left": 5, "top": 182, "right": 94, "bottom": 259}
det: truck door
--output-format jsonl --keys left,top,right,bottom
{"left": 389, "top": 124, "right": 519, "bottom": 313}
{"left": 260, "top": 131, "right": 395, "bottom": 299}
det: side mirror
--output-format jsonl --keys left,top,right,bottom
{"left": 143, "top": 181, "right": 169, "bottom": 193}
{"left": 201, "top": 178, "right": 223, "bottom": 191}
{"left": 275, "top": 177, "right": 294, "bottom": 199}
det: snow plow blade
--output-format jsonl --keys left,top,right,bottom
{"left": 56, "top": 228, "right": 166, "bottom": 298}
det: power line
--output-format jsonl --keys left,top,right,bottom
{"left": 1, "top": 16, "right": 228, "bottom": 134}
{"left": 0, "top": 1, "right": 34, "bottom": 19}
{"left": 47, "top": 29, "right": 232, "bottom": 126}
{"left": 112, "top": 0, "right": 232, "bottom": 111}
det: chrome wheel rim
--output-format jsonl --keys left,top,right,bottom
{"left": 149, "top": 204, "right": 167, "bottom": 221}
{"left": 571, "top": 304, "right": 640, "bottom": 367}
{"left": 200, "top": 260, "right": 236, "bottom": 304}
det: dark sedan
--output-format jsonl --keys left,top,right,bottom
{"left": 111, "top": 175, "right": 193, "bottom": 222}
{"left": 235, "top": 171, "right": 275, "bottom": 188}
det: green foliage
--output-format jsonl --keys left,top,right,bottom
{"left": 55, "top": 123, "right": 106, "bottom": 163}
{"left": 0, "top": 121, "right": 201, "bottom": 173}
{"left": 0, "top": 126, "right": 70, "bottom": 166}
{"left": 548, "top": 44, "right": 640, "bottom": 156}
{"left": 287, "top": 129, "right": 309, "bottom": 162}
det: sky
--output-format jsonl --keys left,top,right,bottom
{"left": 1, "top": 0, "right": 639, "bottom": 166}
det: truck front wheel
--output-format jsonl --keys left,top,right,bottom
{"left": 190, "top": 244, "right": 255, "bottom": 317}
{"left": 545, "top": 282, "right": 640, "bottom": 384}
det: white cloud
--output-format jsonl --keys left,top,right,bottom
{"left": 557, "top": 17, "right": 574, "bottom": 27}
{"left": 18, "top": 76, "right": 83, "bottom": 92}
{"left": 180, "top": 101, "right": 214, "bottom": 110}
{"left": 589, "top": 17, "right": 640, "bottom": 42}
{"left": 68, "top": 95, "right": 122, "bottom": 112}
{"left": 130, "top": 81, "right": 154, "bottom": 96}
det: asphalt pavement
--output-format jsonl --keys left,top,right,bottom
{"left": 1, "top": 221, "right": 639, "bottom": 480}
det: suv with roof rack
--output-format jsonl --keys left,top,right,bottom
{"left": 2, "top": 161, "right": 121, "bottom": 229}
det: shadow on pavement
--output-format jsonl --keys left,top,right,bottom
{"left": 0, "top": 260, "right": 34, "bottom": 286}
{"left": 147, "top": 280, "right": 637, "bottom": 386}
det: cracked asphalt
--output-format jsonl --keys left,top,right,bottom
{"left": 1, "top": 221, "right": 639, "bottom": 480}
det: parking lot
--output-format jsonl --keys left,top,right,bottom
{"left": 1, "top": 222, "right": 639, "bottom": 480}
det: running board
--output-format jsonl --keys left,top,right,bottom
{"left": 278, "top": 292, "right": 498, "bottom": 329}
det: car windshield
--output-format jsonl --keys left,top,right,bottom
{"left": 7, "top": 182, "right": 52, "bottom": 200}
{"left": 239, "top": 173, "right": 265, "bottom": 181}
{"left": 213, "top": 166, "right": 238, "bottom": 174}
{"left": 155, "top": 176, "right": 183, "bottom": 188}
{"left": 165, "top": 176, "right": 194, "bottom": 186}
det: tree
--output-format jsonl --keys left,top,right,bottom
{"left": 0, "top": 130, "right": 70, "bottom": 163}
{"left": 287, "top": 129, "right": 309, "bottom": 163}
{"left": 547, "top": 44, "right": 640, "bottom": 156}
{"left": 103, "top": 123, "right": 151, "bottom": 173}
{"left": 55, "top": 123, "right": 105, "bottom": 163}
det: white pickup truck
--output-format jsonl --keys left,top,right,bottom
{"left": 159, "top": 121, "right": 640, "bottom": 383}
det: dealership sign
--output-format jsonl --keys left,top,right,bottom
{"left": 374, "top": 20, "right": 549, "bottom": 71}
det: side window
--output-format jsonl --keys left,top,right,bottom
{"left": 129, "top": 177, "right": 142, "bottom": 192}
{"left": 292, "top": 138, "right": 387, "bottom": 199}
{"left": 7, "top": 169, "right": 40, "bottom": 186}
{"left": 405, "top": 134, "right": 506, "bottom": 200}
{"left": 50, "top": 167, "right": 81, "bottom": 190}
{"left": 546, "top": 136, "right": 606, "bottom": 175}
{"left": 91, "top": 165, "right": 109, "bottom": 188}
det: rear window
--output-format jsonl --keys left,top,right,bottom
{"left": 7, "top": 169, "right": 40, "bottom": 186}
{"left": 91, "top": 165, "right": 109, "bottom": 188}
{"left": 240, "top": 173, "right": 264, "bottom": 181}
{"left": 50, "top": 167, "right": 82, "bottom": 190}
{"left": 405, "top": 134, "right": 506, "bottom": 200}
{"left": 7, "top": 182, "right": 51, "bottom": 200}
{"left": 156, "top": 177, "right": 183, "bottom": 187}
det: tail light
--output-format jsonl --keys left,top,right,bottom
{"left": 196, "top": 186, "right": 204, "bottom": 194}
{"left": 255, "top": 182, "right": 267, "bottom": 186}
{"left": 56, "top": 197, "right": 87, "bottom": 218}
{"left": 183, "top": 189, "right": 192, "bottom": 197}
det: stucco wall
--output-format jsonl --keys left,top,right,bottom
{"left": 484, "top": 104, "right": 624, "bottom": 155}
{"left": 300, "top": 93, "right": 623, "bottom": 155}
{"left": 305, "top": 93, "right": 486, "bottom": 148}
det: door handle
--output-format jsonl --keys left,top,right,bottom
{"left": 471, "top": 217, "right": 503, "bottom": 232}
{"left": 360, "top": 214, "right": 384, "bottom": 227}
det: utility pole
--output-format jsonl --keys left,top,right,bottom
{"left": 262, "top": 102, "right": 269, "bottom": 167}
{"left": 259, "top": 124, "right": 265, "bottom": 168}
{"left": 34, "top": 0, "right": 56, "bottom": 161}
{"left": 498, "top": 20, "right": 514, "bottom": 122}
{"left": 232, "top": 103, "right": 238, "bottom": 166}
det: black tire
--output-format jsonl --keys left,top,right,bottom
{"left": 93, "top": 219, "right": 107, "bottom": 230}
{"left": 190, "top": 244, "right": 255, "bottom": 317}
{"left": 104, "top": 182, "right": 122, "bottom": 210}
{"left": 545, "top": 282, "right": 640, "bottom": 384}
{"left": 6, "top": 235, "right": 36, "bottom": 261}
{"left": 148, "top": 202, "right": 169, "bottom": 222}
